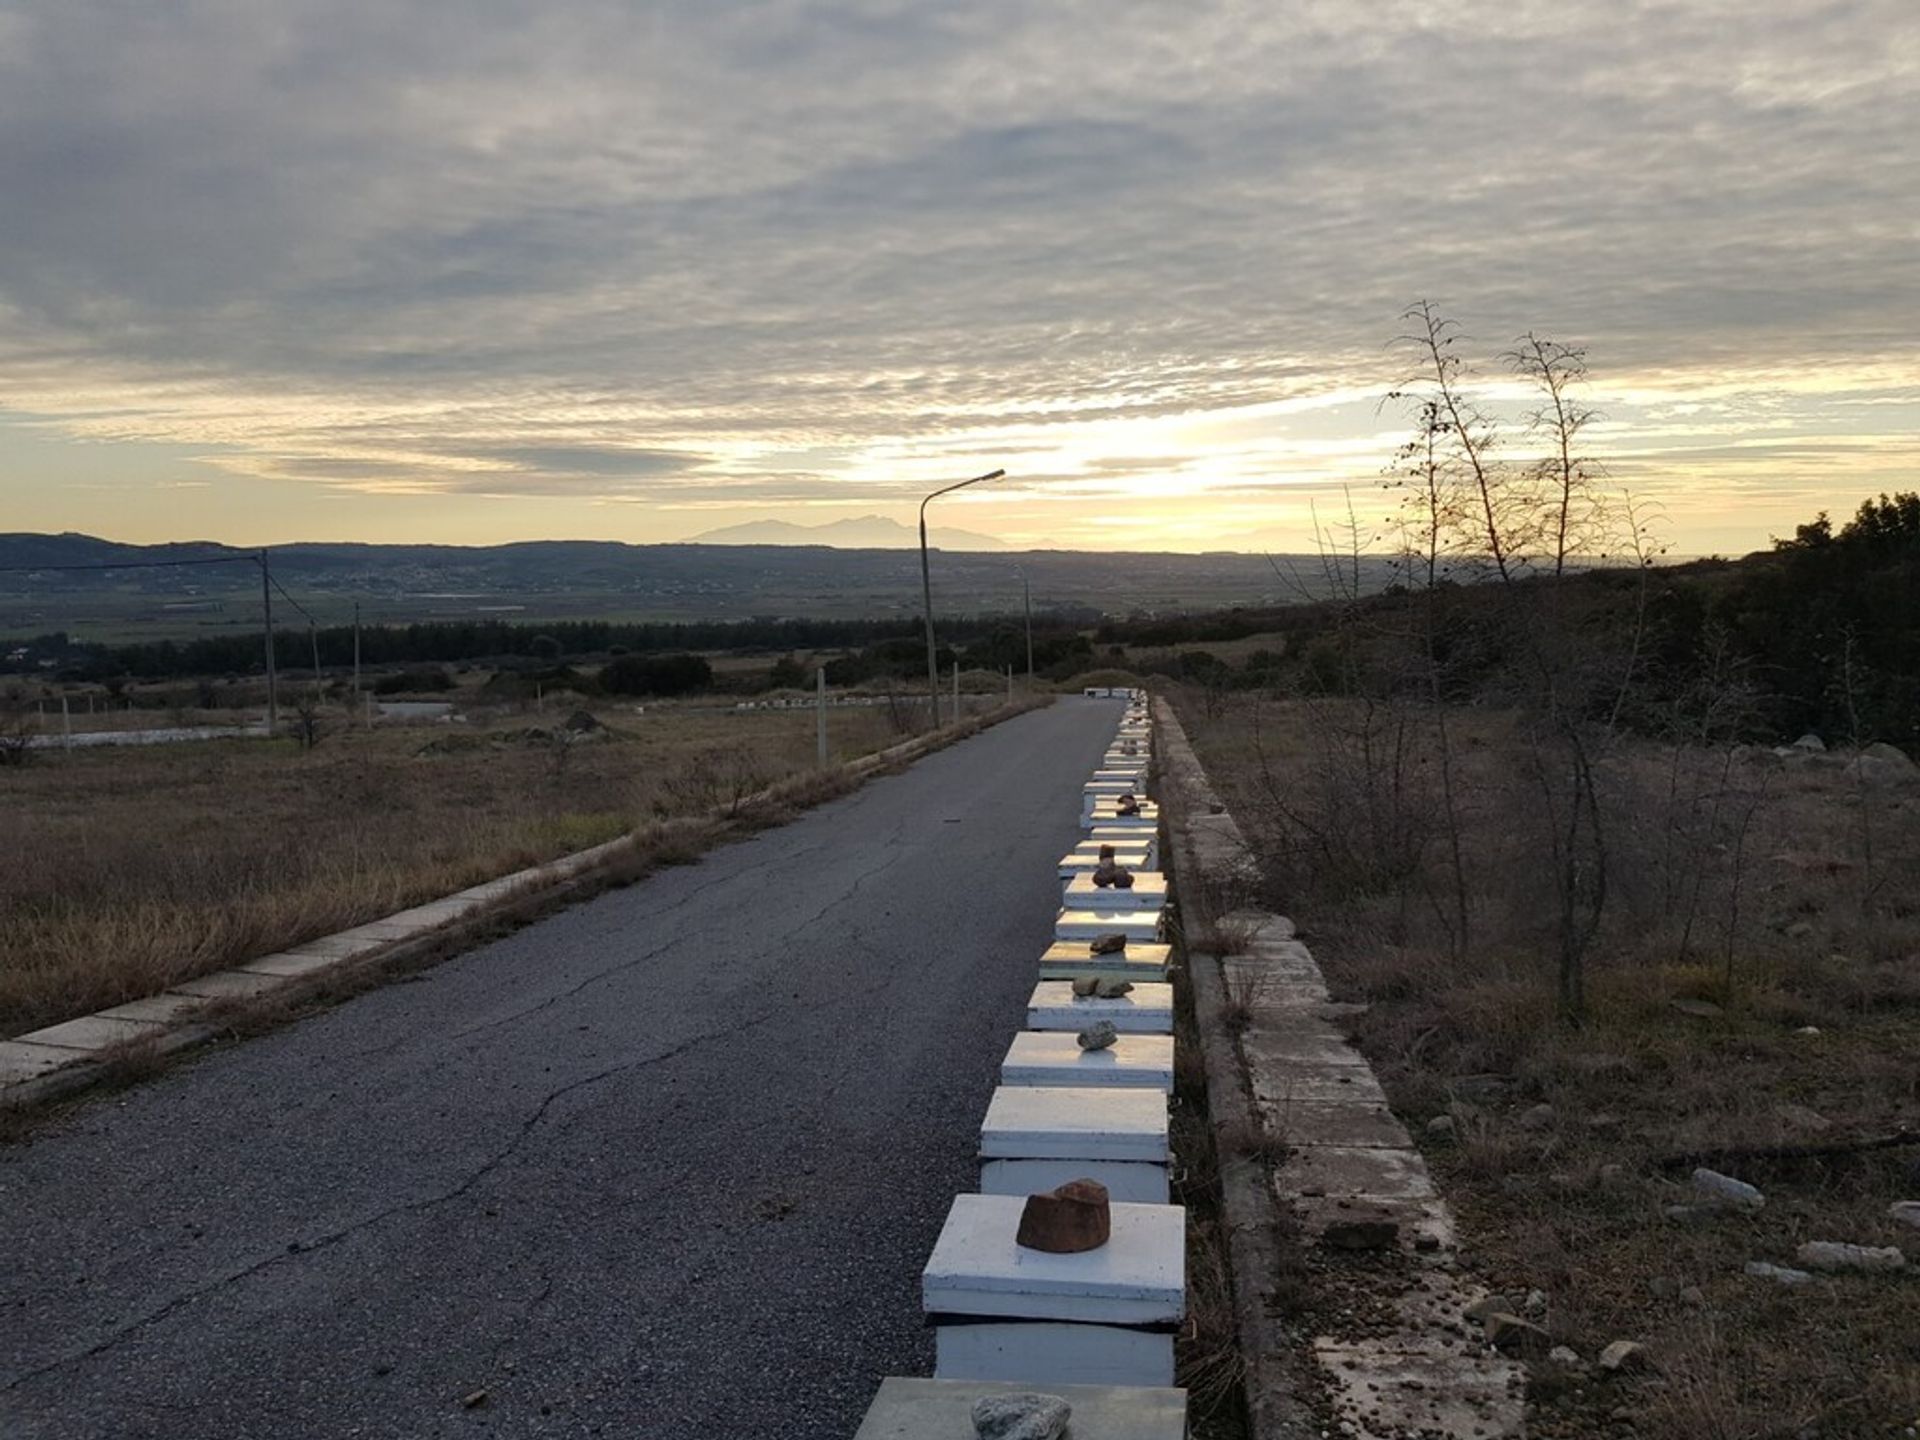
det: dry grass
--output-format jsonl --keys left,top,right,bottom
{"left": 1180, "top": 689, "right": 1920, "bottom": 1440}
{"left": 0, "top": 699, "right": 921, "bottom": 1037}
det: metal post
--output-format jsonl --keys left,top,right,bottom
{"left": 352, "top": 601, "right": 362, "bottom": 705}
{"left": 952, "top": 660, "right": 959, "bottom": 721}
{"left": 260, "top": 549, "right": 277, "bottom": 736}
{"left": 816, "top": 666, "right": 828, "bottom": 766}
{"left": 309, "top": 622, "right": 321, "bottom": 690}
{"left": 1006, "top": 665, "right": 1013, "bottom": 704}
{"left": 919, "top": 501, "right": 940, "bottom": 730}
{"left": 61, "top": 693, "right": 71, "bottom": 747}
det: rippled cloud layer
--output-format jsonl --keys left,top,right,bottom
{"left": 1, "top": 0, "right": 1915, "bottom": 551}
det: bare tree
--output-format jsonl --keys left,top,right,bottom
{"left": 290, "top": 693, "right": 324, "bottom": 751}
{"left": 1394, "top": 302, "right": 1645, "bottom": 1021}
{"left": 1506, "top": 333, "right": 1605, "bottom": 577}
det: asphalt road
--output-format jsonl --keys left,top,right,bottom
{"left": 0, "top": 698, "right": 1121, "bottom": 1440}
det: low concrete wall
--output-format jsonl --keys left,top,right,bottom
{"left": 1154, "top": 697, "right": 1525, "bottom": 1440}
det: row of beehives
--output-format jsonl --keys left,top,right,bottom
{"left": 853, "top": 693, "right": 1189, "bottom": 1439}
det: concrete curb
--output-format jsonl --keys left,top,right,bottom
{"left": 1154, "top": 698, "right": 1319, "bottom": 1440}
{"left": 1153, "top": 697, "right": 1526, "bottom": 1440}
{"left": 1, "top": 698, "right": 1048, "bottom": 1111}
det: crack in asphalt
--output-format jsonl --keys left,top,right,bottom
{"left": 340, "top": 833, "right": 844, "bottom": 1060}
{"left": 0, "top": 1008, "right": 794, "bottom": 1395}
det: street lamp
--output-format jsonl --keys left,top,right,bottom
{"left": 919, "top": 468, "right": 1006, "bottom": 727}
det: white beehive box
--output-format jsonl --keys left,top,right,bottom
{"left": 924, "top": 1194, "right": 1186, "bottom": 1387}
{"left": 1037, "top": 941, "right": 1172, "bottom": 982}
{"left": 1056, "top": 910, "right": 1162, "bottom": 944}
{"left": 853, "top": 1378, "right": 1187, "bottom": 1440}
{"left": 1058, "top": 848, "right": 1154, "bottom": 881}
{"left": 1082, "top": 780, "right": 1149, "bottom": 817}
{"left": 1027, "top": 981, "right": 1174, "bottom": 1034}
{"left": 979, "top": 1085, "right": 1171, "bottom": 1203}
{"left": 1001, "top": 1030, "right": 1175, "bottom": 1092}
{"left": 1063, "top": 872, "right": 1168, "bottom": 912}
{"left": 1085, "top": 830, "right": 1160, "bottom": 866}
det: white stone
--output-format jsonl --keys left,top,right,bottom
{"left": 1796, "top": 1241, "right": 1906, "bottom": 1273}
{"left": 1026, "top": 982, "right": 1173, "bottom": 1035}
{"left": 1744, "top": 1260, "right": 1814, "bottom": 1286}
{"left": 1002, "top": 1032, "right": 1175, "bottom": 1092}
{"left": 923, "top": 1193, "right": 1186, "bottom": 1325}
{"left": 1889, "top": 1202, "right": 1920, "bottom": 1230}
{"left": 1055, "top": 911, "right": 1161, "bottom": 944}
{"left": 1061, "top": 873, "right": 1168, "bottom": 912}
{"left": 853, "top": 1378, "right": 1187, "bottom": 1440}
{"left": 1693, "top": 1168, "right": 1765, "bottom": 1211}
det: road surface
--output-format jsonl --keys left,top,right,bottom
{"left": 0, "top": 698, "right": 1121, "bottom": 1439}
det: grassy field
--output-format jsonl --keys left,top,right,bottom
{"left": 1176, "top": 689, "right": 1920, "bottom": 1440}
{"left": 0, "top": 695, "right": 956, "bottom": 1039}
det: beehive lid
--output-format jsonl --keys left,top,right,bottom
{"left": 923, "top": 1194, "right": 1186, "bottom": 1324}
{"left": 1027, "top": 981, "right": 1174, "bottom": 1033}
{"left": 980, "top": 1084, "right": 1169, "bottom": 1162}
{"left": 1002, "top": 1031, "right": 1175, "bottom": 1091}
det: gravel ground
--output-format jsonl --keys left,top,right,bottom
{"left": 0, "top": 697, "right": 1120, "bottom": 1440}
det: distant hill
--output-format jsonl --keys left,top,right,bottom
{"left": 687, "top": 514, "right": 1009, "bottom": 551}
{"left": 0, "top": 530, "right": 1399, "bottom": 643}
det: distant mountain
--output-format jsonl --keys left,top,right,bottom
{"left": 688, "top": 515, "right": 1009, "bottom": 551}
{"left": 0, "top": 530, "right": 1384, "bottom": 644}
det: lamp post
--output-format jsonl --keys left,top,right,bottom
{"left": 919, "top": 468, "right": 1006, "bottom": 727}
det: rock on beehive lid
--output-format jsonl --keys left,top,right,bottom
{"left": 1016, "top": 1179, "right": 1112, "bottom": 1253}
{"left": 971, "top": 1392, "right": 1072, "bottom": 1440}
{"left": 1089, "top": 933, "right": 1128, "bottom": 955}
{"left": 1077, "top": 1020, "right": 1119, "bottom": 1051}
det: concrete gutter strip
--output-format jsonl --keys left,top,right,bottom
{"left": 0, "top": 700, "right": 1041, "bottom": 1110}
{"left": 1153, "top": 697, "right": 1526, "bottom": 1440}
{"left": 1154, "top": 698, "right": 1318, "bottom": 1440}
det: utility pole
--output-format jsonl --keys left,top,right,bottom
{"left": 951, "top": 659, "right": 959, "bottom": 721}
{"left": 260, "top": 549, "right": 277, "bottom": 736}
{"left": 816, "top": 666, "right": 828, "bottom": 766}
{"left": 1022, "top": 568, "right": 1034, "bottom": 690}
{"left": 352, "top": 601, "right": 362, "bottom": 704}
{"left": 308, "top": 621, "right": 321, "bottom": 690}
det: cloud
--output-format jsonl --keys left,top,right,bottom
{"left": 0, "top": 0, "right": 1914, "bottom": 547}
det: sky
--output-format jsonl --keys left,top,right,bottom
{"left": 0, "top": 0, "right": 1916, "bottom": 555}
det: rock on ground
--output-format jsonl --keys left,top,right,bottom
{"left": 1693, "top": 1167, "right": 1765, "bottom": 1211}
{"left": 1796, "top": 1241, "right": 1907, "bottom": 1273}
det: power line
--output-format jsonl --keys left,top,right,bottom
{"left": 0, "top": 555, "right": 258, "bottom": 575}
{"left": 266, "top": 571, "right": 320, "bottom": 628}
